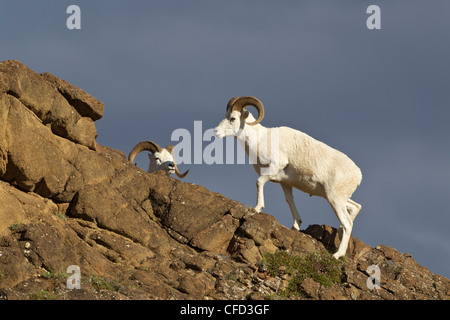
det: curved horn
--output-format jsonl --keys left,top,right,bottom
{"left": 166, "top": 145, "right": 190, "bottom": 179}
{"left": 230, "top": 96, "right": 265, "bottom": 126}
{"left": 128, "top": 141, "right": 163, "bottom": 164}
{"left": 226, "top": 97, "right": 240, "bottom": 113}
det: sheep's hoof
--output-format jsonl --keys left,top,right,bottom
{"left": 291, "top": 221, "right": 301, "bottom": 231}
{"left": 254, "top": 205, "right": 264, "bottom": 213}
{"left": 332, "top": 252, "right": 345, "bottom": 259}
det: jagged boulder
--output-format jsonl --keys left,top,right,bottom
{"left": 0, "top": 60, "right": 109, "bottom": 201}
{"left": 0, "top": 60, "right": 99, "bottom": 150}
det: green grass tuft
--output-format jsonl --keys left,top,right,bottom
{"left": 263, "top": 250, "right": 344, "bottom": 298}
{"left": 30, "top": 290, "right": 60, "bottom": 300}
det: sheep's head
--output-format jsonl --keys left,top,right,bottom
{"left": 214, "top": 96, "right": 265, "bottom": 138}
{"left": 128, "top": 141, "right": 189, "bottom": 178}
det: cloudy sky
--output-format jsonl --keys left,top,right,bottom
{"left": 1, "top": 1, "right": 449, "bottom": 278}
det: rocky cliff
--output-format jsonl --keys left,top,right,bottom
{"left": 0, "top": 60, "right": 448, "bottom": 300}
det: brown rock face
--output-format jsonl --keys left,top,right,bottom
{"left": 0, "top": 60, "right": 448, "bottom": 300}
{"left": 0, "top": 60, "right": 99, "bottom": 150}
{"left": 39, "top": 72, "right": 104, "bottom": 121}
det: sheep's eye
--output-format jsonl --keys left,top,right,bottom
{"left": 155, "top": 157, "right": 161, "bottom": 163}
{"left": 230, "top": 117, "right": 236, "bottom": 123}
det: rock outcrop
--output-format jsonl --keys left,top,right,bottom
{"left": 0, "top": 60, "right": 448, "bottom": 300}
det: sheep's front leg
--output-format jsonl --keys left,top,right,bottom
{"left": 281, "top": 184, "right": 302, "bottom": 231}
{"left": 254, "top": 175, "right": 270, "bottom": 213}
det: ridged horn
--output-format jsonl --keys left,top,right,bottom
{"left": 226, "top": 97, "right": 240, "bottom": 113}
{"left": 230, "top": 96, "right": 265, "bottom": 126}
{"left": 165, "top": 145, "right": 190, "bottom": 179}
{"left": 128, "top": 141, "right": 163, "bottom": 164}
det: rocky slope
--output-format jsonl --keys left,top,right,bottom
{"left": 0, "top": 60, "right": 448, "bottom": 300}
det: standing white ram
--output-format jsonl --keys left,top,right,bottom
{"left": 214, "top": 96, "right": 362, "bottom": 258}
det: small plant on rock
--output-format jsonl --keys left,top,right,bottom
{"left": 263, "top": 250, "right": 344, "bottom": 298}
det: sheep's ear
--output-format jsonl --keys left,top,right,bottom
{"left": 165, "top": 145, "right": 174, "bottom": 154}
{"left": 241, "top": 110, "right": 249, "bottom": 120}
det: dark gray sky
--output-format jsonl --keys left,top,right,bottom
{"left": 2, "top": 0, "right": 449, "bottom": 278}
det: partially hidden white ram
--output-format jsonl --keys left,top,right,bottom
{"left": 128, "top": 141, "right": 189, "bottom": 178}
{"left": 214, "top": 96, "right": 362, "bottom": 258}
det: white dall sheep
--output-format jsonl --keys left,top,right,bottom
{"left": 214, "top": 96, "right": 362, "bottom": 258}
{"left": 128, "top": 141, "right": 189, "bottom": 178}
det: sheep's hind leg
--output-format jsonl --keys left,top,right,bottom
{"left": 346, "top": 199, "right": 362, "bottom": 222}
{"left": 281, "top": 184, "right": 302, "bottom": 231}
{"left": 328, "top": 198, "right": 353, "bottom": 259}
